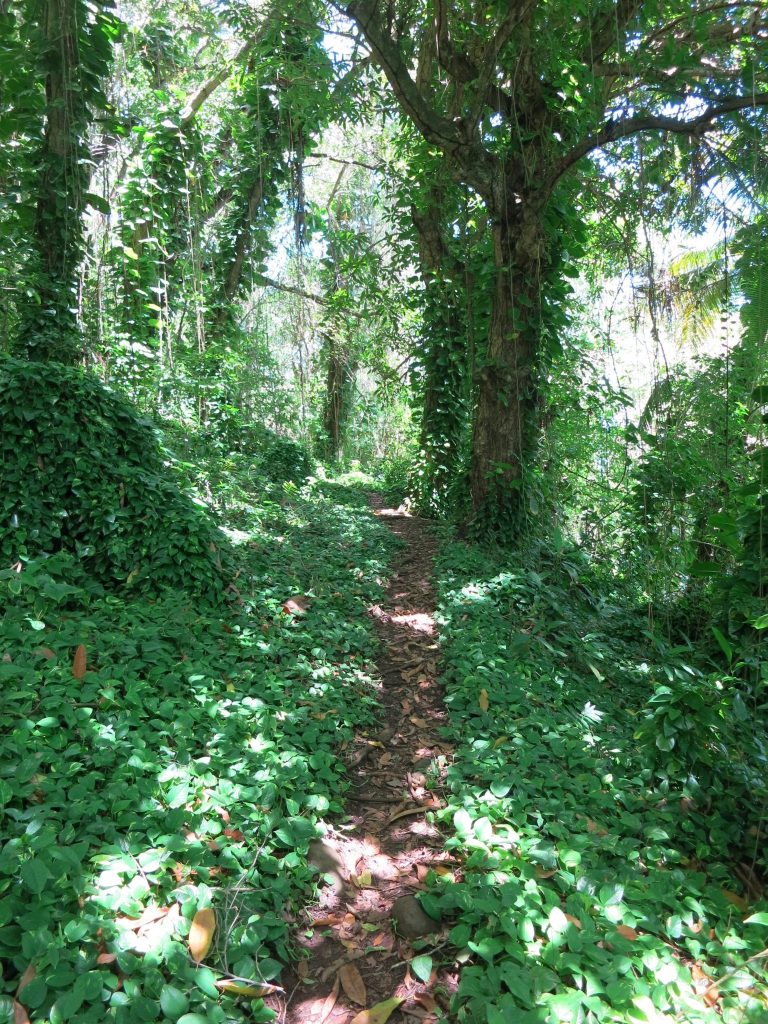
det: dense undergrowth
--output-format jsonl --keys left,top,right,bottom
{"left": 0, "top": 399, "right": 394, "bottom": 1024}
{"left": 425, "top": 539, "right": 768, "bottom": 1024}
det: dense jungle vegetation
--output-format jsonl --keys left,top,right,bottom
{"left": 0, "top": 0, "right": 767, "bottom": 1021}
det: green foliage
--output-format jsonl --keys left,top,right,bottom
{"left": 0, "top": 358, "right": 225, "bottom": 594}
{"left": 0, "top": 455, "right": 393, "bottom": 1024}
{"left": 427, "top": 536, "right": 768, "bottom": 1024}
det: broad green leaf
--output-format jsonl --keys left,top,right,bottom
{"left": 410, "top": 955, "right": 432, "bottom": 983}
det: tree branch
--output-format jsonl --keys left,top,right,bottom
{"left": 257, "top": 276, "right": 326, "bottom": 304}
{"left": 343, "top": 0, "right": 464, "bottom": 154}
{"left": 582, "top": 0, "right": 644, "bottom": 64}
{"left": 180, "top": 41, "right": 251, "bottom": 127}
{"left": 551, "top": 93, "right": 768, "bottom": 185}
{"left": 468, "top": 0, "right": 539, "bottom": 128}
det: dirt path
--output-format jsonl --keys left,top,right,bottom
{"left": 277, "top": 498, "right": 455, "bottom": 1024}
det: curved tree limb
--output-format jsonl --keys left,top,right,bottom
{"left": 550, "top": 92, "right": 768, "bottom": 186}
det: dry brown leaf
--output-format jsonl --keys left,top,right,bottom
{"left": 339, "top": 963, "right": 367, "bottom": 1005}
{"left": 13, "top": 1001, "right": 29, "bottom": 1024}
{"left": 311, "top": 914, "right": 343, "bottom": 927}
{"left": 565, "top": 914, "right": 583, "bottom": 930}
{"left": 722, "top": 889, "right": 748, "bottom": 911}
{"left": 72, "top": 644, "right": 87, "bottom": 680}
{"left": 703, "top": 984, "right": 720, "bottom": 1008}
{"left": 16, "top": 966, "right": 35, "bottom": 997}
{"left": 316, "top": 975, "right": 341, "bottom": 1024}
{"left": 350, "top": 997, "right": 404, "bottom": 1024}
{"left": 282, "top": 596, "right": 310, "bottom": 616}
{"left": 415, "top": 994, "right": 438, "bottom": 1011}
{"left": 410, "top": 716, "right": 429, "bottom": 728}
{"left": 353, "top": 870, "right": 372, "bottom": 888}
{"left": 97, "top": 952, "right": 117, "bottom": 965}
{"left": 388, "top": 805, "right": 428, "bottom": 825}
{"left": 189, "top": 907, "right": 216, "bottom": 963}
{"left": 478, "top": 688, "right": 489, "bottom": 712}
{"left": 616, "top": 925, "right": 639, "bottom": 941}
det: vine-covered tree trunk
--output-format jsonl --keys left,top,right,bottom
{"left": 468, "top": 200, "right": 548, "bottom": 532}
{"left": 18, "top": 0, "right": 92, "bottom": 363}
{"left": 322, "top": 332, "right": 351, "bottom": 463}
{"left": 411, "top": 199, "right": 467, "bottom": 514}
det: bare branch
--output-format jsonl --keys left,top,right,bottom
{"left": 257, "top": 276, "right": 326, "bottom": 304}
{"left": 180, "top": 41, "right": 252, "bottom": 127}
{"left": 551, "top": 92, "right": 768, "bottom": 185}
{"left": 311, "top": 151, "right": 383, "bottom": 171}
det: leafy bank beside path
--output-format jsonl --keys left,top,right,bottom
{"left": 426, "top": 540, "right": 768, "bottom": 1024}
{"left": 0, "top": 481, "right": 393, "bottom": 1024}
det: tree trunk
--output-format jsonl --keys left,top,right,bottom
{"left": 411, "top": 200, "right": 467, "bottom": 514}
{"left": 322, "top": 332, "right": 349, "bottom": 463}
{"left": 468, "top": 205, "right": 542, "bottom": 532}
{"left": 18, "top": 0, "right": 90, "bottom": 362}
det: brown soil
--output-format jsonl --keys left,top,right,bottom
{"left": 273, "top": 497, "right": 456, "bottom": 1024}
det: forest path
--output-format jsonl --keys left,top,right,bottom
{"left": 279, "top": 497, "right": 455, "bottom": 1024}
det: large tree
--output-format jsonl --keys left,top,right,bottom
{"left": 344, "top": 0, "right": 768, "bottom": 533}
{"left": 15, "top": 0, "right": 119, "bottom": 362}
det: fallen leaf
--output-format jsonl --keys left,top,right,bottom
{"left": 388, "top": 805, "right": 428, "bottom": 825}
{"left": 493, "top": 735, "right": 508, "bottom": 748}
{"left": 316, "top": 975, "right": 340, "bottom": 1024}
{"left": 16, "top": 966, "right": 35, "bottom": 997}
{"left": 410, "top": 716, "right": 429, "bottom": 728}
{"left": 189, "top": 907, "right": 216, "bottom": 963}
{"left": 72, "top": 644, "right": 87, "bottom": 680}
{"left": 97, "top": 952, "right": 117, "bottom": 965}
{"left": 415, "top": 994, "right": 438, "bottom": 1011}
{"left": 13, "top": 1002, "right": 29, "bottom": 1024}
{"left": 353, "top": 870, "right": 372, "bottom": 888}
{"left": 722, "top": 889, "right": 748, "bottom": 911}
{"left": 565, "top": 914, "right": 583, "bottom": 930}
{"left": 310, "top": 914, "right": 343, "bottom": 927}
{"left": 350, "top": 996, "right": 404, "bottom": 1024}
{"left": 616, "top": 925, "right": 639, "bottom": 941}
{"left": 339, "top": 963, "right": 367, "bottom": 1005}
{"left": 223, "top": 828, "right": 245, "bottom": 842}
{"left": 283, "top": 596, "right": 310, "bottom": 616}
{"left": 34, "top": 647, "right": 56, "bottom": 660}
{"left": 478, "top": 688, "right": 489, "bottom": 712}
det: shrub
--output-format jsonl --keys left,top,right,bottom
{"left": 0, "top": 358, "right": 227, "bottom": 596}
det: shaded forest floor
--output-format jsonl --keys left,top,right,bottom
{"left": 2, "top": 473, "right": 767, "bottom": 1024}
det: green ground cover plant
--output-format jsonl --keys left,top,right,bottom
{"left": 423, "top": 539, "right": 768, "bottom": 1024}
{"left": 0, "top": 464, "right": 394, "bottom": 1024}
